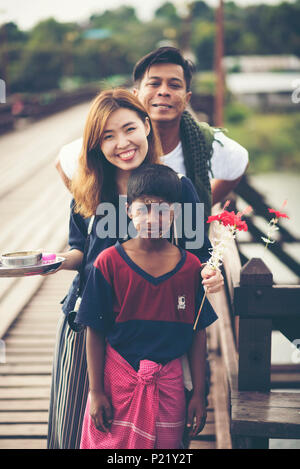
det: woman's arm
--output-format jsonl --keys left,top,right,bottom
{"left": 45, "top": 199, "right": 87, "bottom": 274}
{"left": 186, "top": 329, "right": 207, "bottom": 437}
{"left": 86, "top": 327, "right": 112, "bottom": 433}
{"left": 57, "top": 248, "right": 83, "bottom": 271}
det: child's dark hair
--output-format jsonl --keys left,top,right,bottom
{"left": 127, "top": 164, "right": 182, "bottom": 206}
{"left": 133, "top": 47, "right": 195, "bottom": 92}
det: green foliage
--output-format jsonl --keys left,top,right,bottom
{"left": 27, "top": 18, "right": 78, "bottom": 46}
{"left": 225, "top": 100, "right": 252, "bottom": 123}
{"left": 90, "top": 6, "right": 139, "bottom": 31}
{"left": 1, "top": 1, "right": 300, "bottom": 93}
{"left": 155, "top": 2, "right": 180, "bottom": 25}
{"left": 190, "top": 21, "right": 215, "bottom": 70}
{"left": 192, "top": 72, "right": 216, "bottom": 94}
{"left": 0, "top": 22, "right": 27, "bottom": 43}
{"left": 10, "top": 45, "right": 65, "bottom": 92}
{"left": 225, "top": 110, "right": 300, "bottom": 173}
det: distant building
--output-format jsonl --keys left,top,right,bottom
{"left": 223, "top": 55, "right": 300, "bottom": 111}
{"left": 223, "top": 55, "right": 300, "bottom": 73}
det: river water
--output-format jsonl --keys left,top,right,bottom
{"left": 235, "top": 172, "right": 300, "bottom": 449}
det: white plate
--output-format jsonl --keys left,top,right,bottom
{"left": 0, "top": 257, "right": 65, "bottom": 277}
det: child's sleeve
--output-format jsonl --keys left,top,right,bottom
{"left": 75, "top": 263, "right": 114, "bottom": 333}
{"left": 68, "top": 199, "right": 88, "bottom": 253}
{"left": 194, "top": 286, "right": 218, "bottom": 330}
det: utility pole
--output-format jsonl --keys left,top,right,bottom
{"left": 214, "top": 0, "right": 224, "bottom": 127}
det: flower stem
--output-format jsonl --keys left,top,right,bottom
{"left": 193, "top": 290, "right": 207, "bottom": 331}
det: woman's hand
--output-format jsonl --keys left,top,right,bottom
{"left": 186, "top": 394, "right": 207, "bottom": 437}
{"left": 41, "top": 249, "right": 83, "bottom": 276}
{"left": 89, "top": 391, "right": 113, "bottom": 433}
{"left": 201, "top": 264, "right": 224, "bottom": 293}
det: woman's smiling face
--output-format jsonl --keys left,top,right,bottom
{"left": 100, "top": 108, "right": 151, "bottom": 171}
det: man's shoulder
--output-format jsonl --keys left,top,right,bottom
{"left": 59, "top": 137, "right": 83, "bottom": 155}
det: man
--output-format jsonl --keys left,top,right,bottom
{"left": 56, "top": 47, "right": 248, "bottom": 218}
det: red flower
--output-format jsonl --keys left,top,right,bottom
{"left": 207, "top": 209, "right": 248, "bottom": 231}
{"left": 207, "top": 214, "right": 221, "bottom": 223}
{"left": 268, "top": 208, "right": 289, "bottom": 219}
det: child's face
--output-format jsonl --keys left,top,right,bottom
{"left": 128, "top": 195, "right": 175, "bottom": 239}
{"left": 100, "top": 108, "right": 150, "bottom": 172}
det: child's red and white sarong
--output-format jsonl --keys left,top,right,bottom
{"left": 80, "top": 343, "right": 186, "bottom": 449}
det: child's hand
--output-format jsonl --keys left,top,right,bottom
{"left": 90, "top": 391, "right": 113, "bottom": 433}
{"left": 186, "top": 394, "right": 207, "bottom": 437}
{"left": 201, "top": 265, "right": 224, "bottom": 293}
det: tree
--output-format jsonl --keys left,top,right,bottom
{"left": 90, "top": 6, "right": 139, "bottom": 32}
{"left": 28, "top": 18, "right": 77, "bottom": 46}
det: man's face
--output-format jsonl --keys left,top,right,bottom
{"left": 134, "top": 63, "right": 192, "bottom": 124}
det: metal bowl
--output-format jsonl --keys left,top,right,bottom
{"left": 1, "top": 251, "right": 43, "bottom": 267}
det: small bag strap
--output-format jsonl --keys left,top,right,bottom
{"left": 77, "top": 215, "right": 95, "bottom": 297}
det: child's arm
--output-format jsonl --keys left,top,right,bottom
{"left": 86, "top": 326, "right": 113, "bottom": 433}
{"left": 187, "top": 329, "right": 207, "bottom": 437}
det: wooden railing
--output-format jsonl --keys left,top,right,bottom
{"left": 207, "top": 214, "right": 300, "bottom": 449}
{"left": 234, "top": 175, "right": 300, "bottom": 278}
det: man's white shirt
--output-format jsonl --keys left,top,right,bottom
{"left": 58, "top": 130, "right": 248, "bottom": 181}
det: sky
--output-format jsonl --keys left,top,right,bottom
{"left": 0, "top": 0, "right": 288, "bottom": 30}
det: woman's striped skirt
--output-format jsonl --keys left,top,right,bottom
{"left": 47, "top": 313, "right": 88, "bottom": 449}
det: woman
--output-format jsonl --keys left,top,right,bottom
{"left": 47, "top": 88, "right": 223, "bottom": 449}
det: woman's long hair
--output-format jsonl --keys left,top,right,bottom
{"left": 71, "top": 88, "right": 162, "bottom": 218}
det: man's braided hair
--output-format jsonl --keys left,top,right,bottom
{"left": 180, "top": 110, "right": 214, "bottom": 224}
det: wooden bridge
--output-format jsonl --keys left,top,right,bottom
{"left": 0, "top": 102, "right": 299, "bottom": 449}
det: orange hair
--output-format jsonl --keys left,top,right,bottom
{"left": 71, "top": 88, "right": 162, "bottom": 218}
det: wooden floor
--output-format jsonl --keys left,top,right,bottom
{"left": 0, "top": 270, "right": 222, "bottom": 450}
{"left": 0, "top": 270, "right": 75, "bottom": 449}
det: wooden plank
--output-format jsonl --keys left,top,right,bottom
{"left": 189, "top": 439, "right": 216, "bottom": 449}
{"left": 3, "top": 338, "right": 56, "bottom": 347}
{"left": 3, "top": 347, "right": 54, "bottom": 355}
{"left": 271, "top": 373, "right": 300, "bottom": 387}
{"left": 4, "top": 355, "right": 53, "bottom": 364}
{"left": 0, "top": 364, "right": 52, "bottom": 375}
{"left": 208, "top": 288, "right": 238, "bottom": 391}
{"left": 0, "top": 423, "right": 48, "bottom": 437}
{"left": 231, "top": 391, "right": 300, "bottom": 409}
{"left": 0, "top": 400, "right": 49, "bottom": 411}
{"left": 0, "top": 412, "right": 48, "bottom": 423}
{"left": 0, "top": 376, "right": 51, "bottom": 387}
{"left": 6, "top": 331, "right": 57, "bottom": 339}
{"left": 195, "top": 422, "right": 215, "bottom": 437}
{"left": 231, "top": 406, "right": 300, "bottom": 439}
{"left": 238, "top": 318, "right": 272, "bottom": 392}
{"left": 234, "top": 285, "right": 300, "bottom": 319}
{"left": 210, "top": 354, "right": 232, "bottom": 449}
{"left": 0, "top": 387, "right": 50, "bottom": 399}
{"left": 0, "top": 439, "right": 46, "bottom": 449}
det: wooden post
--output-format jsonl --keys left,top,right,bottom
{"left": 237, "top": 258, "right": 273, "bottom": 392}
{"left": 234, "top": 258, "right": 273, "bottom": 449}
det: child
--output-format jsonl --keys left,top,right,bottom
{"left": 76, "top": 164, "right": 218, "bottom": 449}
